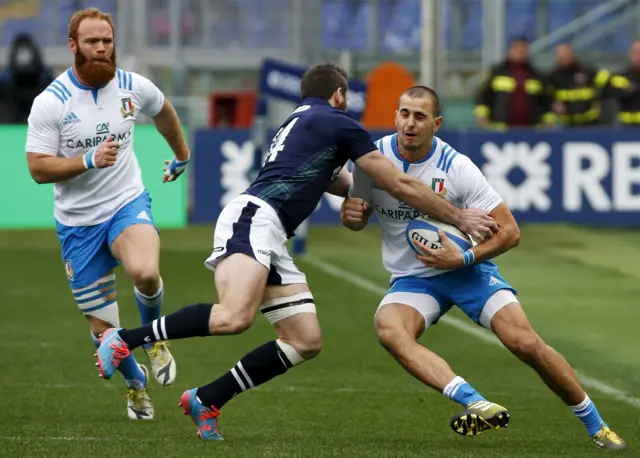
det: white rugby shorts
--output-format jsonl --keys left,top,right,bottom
{"left": 204, "top": 194, "right": 307, "bottom": 286}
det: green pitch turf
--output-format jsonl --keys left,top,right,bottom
{"left": 0, "top": 224, "right": 638, "bottom": 457}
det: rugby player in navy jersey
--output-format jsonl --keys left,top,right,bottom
{"left": 94, "top": 63, "right": 498, "bottom": 440}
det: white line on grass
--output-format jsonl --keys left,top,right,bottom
{"left": 302, "top": 255, "right": 640, "bottom": 410}
{"left": 0, "top": 436, "right": 169, "bottom": 442}
{"left": 0, "top": 436, "right": 104, "bottom": 441}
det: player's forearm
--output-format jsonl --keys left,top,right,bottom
{"left": 153, "top": 101, "right": 190, "bottom": 161}
{"left": 326, "top": 169, "right": 352, "bottom": 197}
{"left": 390, "top": 175, "right": 462, "bottom": 227}
{"left": 469, "top": 223, "right": 520, "bottom": 264}
{"left": 28, "top": 154, "right": 87, "bottom": 184}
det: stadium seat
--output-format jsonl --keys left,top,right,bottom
{"left": 321, "top": 1, "right": 349, "bottom": 50}
{"left": 461, "top": 0, "right": 482, "bottom": 51}
{"left": 547, "top": 0, "right": 575, "bottom": 39}
{"left": 0, "top": 19, "right": 38, "bottom": 46}
{"left": 379, "top": 0, "right": 420, "bottom": 53}
{"left": 505, "top": 0, "right": 537, "bottom": 43}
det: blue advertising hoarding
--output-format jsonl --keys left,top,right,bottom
{"left": 258, "top": 58, "right": 367, "bottom": 121}
{"left": 191, "top": 128, "right": 640, "bottom": 227}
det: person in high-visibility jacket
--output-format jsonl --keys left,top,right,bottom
{"left": 603, "top": 41, "right": 640, "bottom": 126}
{"left": 474, "top": 37, "right": 554, "bottom": 130}
{"left": 547, "top": 44, "right": 610, "bottom": 127}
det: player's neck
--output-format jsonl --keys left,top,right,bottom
{"left": 397, "top": 136, "right": 433, "bottom": 163}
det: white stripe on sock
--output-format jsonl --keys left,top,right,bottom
{"left": 236, "top": 362, "right": 254, "bottom": 388}
{"left": 159, "top": 316, "right": 167, "bottom": 340}
{"left": 443, "top": 376, "right": 465, "bottom": 398}
{"left": 571, "top": 394, "right": 592, "bottom": 413}
{"left": 152, "top": 320, "right": 161, "bottom": 341}
{"left": 576, "top": 405, "right": 594, "bottom": 417}
{"left": 230, "top": 368, "right": 246, "bottom": 391}
{"left": 134, "top": 278, "right": 164, "bottom": 306}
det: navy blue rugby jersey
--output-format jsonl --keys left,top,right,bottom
{"left": 245, "top": 97, "right": 376, "bottom": 237}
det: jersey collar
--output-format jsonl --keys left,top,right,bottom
{"left": 301, "top": 96, "right": 330, "bottom": 106}
{"left": 66, "top": 67, "right": 109, "bottom": 90}
{"left": 391, "top": 134, "right": 437, "bottom": 165}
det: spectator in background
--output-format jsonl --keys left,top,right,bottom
{"left": 547, "top": 44, "right": 610, "bottom": 127}
{"left": 602, "top": 40, "right": 640, "bottom": 127}
{"left": 474, "top": 37, "right": 554, "bottom": 130}
{"left": 0, "top": 33, "right": 53, "bottom": 124}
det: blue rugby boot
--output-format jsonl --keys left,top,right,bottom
{"left": 95, "top": 328, "right": 130, "bottom": 379}
{"left": 179, "top": 388, "right": 224, "bottom": 440}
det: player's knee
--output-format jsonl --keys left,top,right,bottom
{"left": 209, "top": 306, "right": 255, "bottom": 335}
{"left": 289, "top": 334, "right": 322, "bottom": 360}
{"left": 278, "top": 337, "right": 321, "bottom": 364}
{"left": 375, "top": 321, "right": 411, "bottom": 354}
{"left": 126, "top": 262, "right": 159, "bottom": 291}
{"left": 503, "top": 329, "right": 545, "bottom": 361}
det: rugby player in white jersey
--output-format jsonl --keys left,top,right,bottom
{"left": 25, "top": 8, "right": 186, "bottom": 420}
{"left": 342, "top": 86, "right": 626, "bottom": 450}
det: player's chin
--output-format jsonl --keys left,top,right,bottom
{"left": 402, "top": 134, "right": 419, "bottom": 144}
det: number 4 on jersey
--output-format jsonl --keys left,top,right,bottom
{"left": 265, "top": 117, "right": 299, "bottom": 163}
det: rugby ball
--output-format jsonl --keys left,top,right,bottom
{"left": 405, "top": 216, "right": 473, "bottom": 255}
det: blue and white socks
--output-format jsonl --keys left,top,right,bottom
{"left": 443, "top": 376, "right": 487, "bottom": 407}
{"left": 134, "top": 277, "right": 164, "bottom": 348}
{"left": 571, "top": 395, "right": 605, "bottom": 437}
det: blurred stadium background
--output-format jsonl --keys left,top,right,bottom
{"left": 2, "top": 1, "right": 640, "bottom": 457}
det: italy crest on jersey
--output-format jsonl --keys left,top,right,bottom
{"left": 432, "top": 178, "right": 446, "bottom": 197}
{"left": 120, "top": 97, "right": 135, "bottom": 118}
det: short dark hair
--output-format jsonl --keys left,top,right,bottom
{"left": 300, "top": 62, "right": 349, "bottom": 101}
{"left": 510, "top": 35, "right": 529, "bottom": 46}
{"left": 400, "top": 85, "right": 441, "bottom": 117}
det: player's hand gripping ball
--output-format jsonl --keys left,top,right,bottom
{"left": 406, "top": 216, "right": 473, "bottom": 269}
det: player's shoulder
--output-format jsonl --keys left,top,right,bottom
{"left": 433, "top": 136, "right": 473, "bottom": 174}
{"left": 38, "top": 69, "right": 73, "bottom": 107}
{"left": 115, "top": 68, "right": 156, "bottom": 93}
{"left": 294, "top": 102, "right": 362, "bottom": 136}
{"left": 373, "top": 133, "right": 397, "bottom": 157}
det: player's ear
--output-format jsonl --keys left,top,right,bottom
{"left": 68, "top": 38, "right": 77, "bottom": 54}
{"left": 433, "top": 115, "right": 443, "bottom": 133}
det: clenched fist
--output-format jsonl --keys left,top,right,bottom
{"left": 83, "top": 135, "right": 120, "bottom": 169}
{"left": 340, "top": 197, "right": 369, "bottom": 230}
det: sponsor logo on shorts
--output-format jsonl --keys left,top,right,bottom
{"left": 136, "top": 210, "right": 151, "bottom": 221}
{"left": 213, "top": 247, "right": 224, "bottom": 253}
{"left": 257, "top": 249, "right": 270, "bottom": 257}
{"left": 64, "top": 259, "right": 74, "bottom": 280}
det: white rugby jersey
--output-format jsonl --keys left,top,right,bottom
{"left": 349, "top": 134, "right": 503, "bottom": 281}
{"left": 26, "top": 67, "right": 164, "bottom": 226}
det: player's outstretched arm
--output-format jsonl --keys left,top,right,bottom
{"left": 153, "top": 100, "right": 190, "bottom": 182}
{"left": 27, "top": 136, "right": 120, "bottom": 184}
{"left": 354, "top": 151, "right": 497, "bottom": 237}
